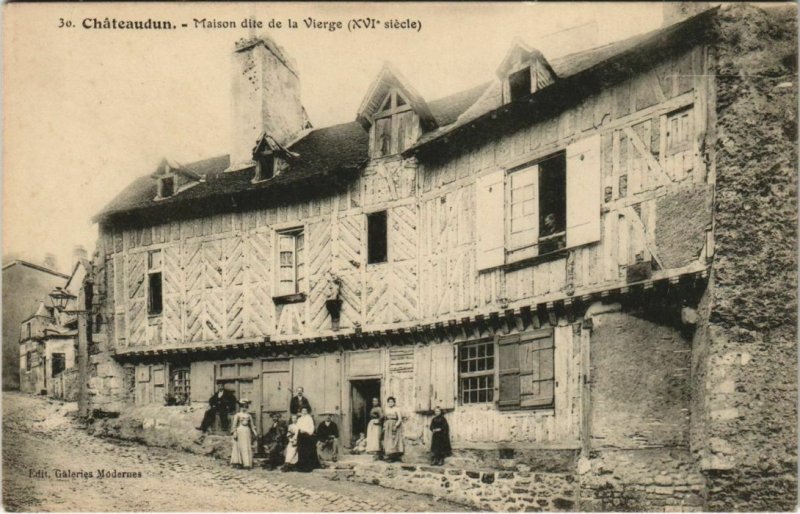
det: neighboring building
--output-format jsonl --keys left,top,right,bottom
{"left": 87, "top": 4, "right": 797, "bottom": 511}
{"left": 2, "top": 260, "right": 69, "bottom": 390}
{"left": 18, "top": 260, "right": 89, "bottom": 400}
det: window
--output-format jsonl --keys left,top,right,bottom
{"left": 367, "top": 211, "right": 388, "bottom": 264}
{"left": 508, "top": 152, "right": 567, "bottom": 254}
{"left": 498, "top": 330, "right": 554, "bottom": 409}
{"left": 459, "top": 341, "right": 495, "bottom": 404}
{"left": 51, "top": 353, "right": 66, "bottom": 377}
{"left": 666, "top": 107, "right": 693, "bottom": 154}
{"left": 25, "top": 351, "right": 32, "bottom": 371}
{"left": 509, "top": 67, "right": 532, "bottom": 101}
{"left": 255, "top": 151, "right": 275, "bottom": 181}
{"left": 169, "top": 367, "right": 191, "bottom": 405}
{"left": 372, "top": 89, "right": 415, "bottom": 158}
{"left": 158, "top": 176, "right": 175, "bottom": 198}
{"left": 26, "top": 323, "right": 31, "bottom": 340}
{"left": 216, "top": 362, "right": 255, "bottom": 406}
{"left": 276, "top": 228, "right": 305, "bottom": 297}
{"left": 147, "top": 249, "right": 163, "bottom": 315}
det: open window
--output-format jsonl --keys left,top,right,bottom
{"left": 275, "top": 228, "right": 306, "bottom": 301}
{"left": 508, "top": 67, "right": 532, "bottom": 101}
{"left": 367, "top": 211, "right": 388, "bottom": 264}
{"left": 476, "top": 134, "right": 601, "bottom": 270}
{"left": 158, "top": 176, "right": 175, "bottom": 198}
{"left": 507, "top": 151, "right": 567, "bottom": 257}
{"left": 255, "top": 151, "right": 275, "bottom": 181}
{"left": 147, "top": 249, "right": 163, "bottom": 316}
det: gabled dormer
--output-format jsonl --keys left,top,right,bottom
{"left": 496, "top": 40, "right": 557, "bottom": 104}
{"left": 151, "top": 159, "right": 203, "bottom": 201}
{"left": 250, "top": 133, "right": 299, "bottom": 183}
{"left": 356, "top": 63, "right": 437, "bottom": 159}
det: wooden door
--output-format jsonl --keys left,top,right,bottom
{"left": 261, "top": 359, "right": 291, "bottom": 432}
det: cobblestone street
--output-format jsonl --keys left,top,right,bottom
{"left": 2, "top": 393, "right": 468, "bottom": 512}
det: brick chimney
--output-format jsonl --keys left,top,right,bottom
{"left": 229, "top": 35, "right": 309, "bottom": 170}
{"left": 663, "top": 2, "right": 712, "bottom": 26}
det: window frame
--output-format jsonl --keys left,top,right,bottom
{"left": 147, "top": 249, "right": 163, "bottom": 316}
{"left": 505, "top": 151, "right": 568, "bottom": 262}
{"left": 274, "top": 226, "right": 306, "bottom": 303}
{"left": 25, "top": 350, "right": 32, "bottom": 371}
{"left": 508, "top": 66, "right": 533, "bottom": 102}
{"left": 169, "top": 367, "right": 191, "bottom": 406}
{"left": 158, "top": 175, "right": 175, "bottom": 199}
{"left": 254, "top": 151, "right": 275, "bottom": 182}
{"left": 371, "top": 89, "right": 414, "bottom": 158}
{"left": 457, "top": 339, "right": 496, "bottom": 405}
{"left": 366, "top": 210, "right": 389, "bottom": 265}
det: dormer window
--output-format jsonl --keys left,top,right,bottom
{"left": 255, "top": 151, "right": 275, "bottom": 181}
{"left": 372, "top": 89, "right": 415, "bottom": 158}
{"left": 158, "top": 176, "right": 175, "bottom": 198}
{"left": 508, "top": 67, "right": 532, "bottom": 101}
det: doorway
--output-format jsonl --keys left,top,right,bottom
{"left": 350, "top": 379, "right": 381, "bottom": 446}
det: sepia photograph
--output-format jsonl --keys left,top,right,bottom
{"left": 2, "top": 1, "right": 797, "bottom": 511}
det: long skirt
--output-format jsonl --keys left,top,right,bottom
{"left": 365, "top": 420, "right": 382, "bottom": 453}
{"left": 383, "top": 418, "right": 404, "bottom": 456}
{"left": 284, "top": 441, "right": 299, "bottom": 465}
{"left": 230, "top": 425, "right": 253, "bottom": 468}
{"left": 431, "top": 431, "right": 452, "bottom": 459}
{"left": 296, "top": 433, "right": 320, "bottom": 472}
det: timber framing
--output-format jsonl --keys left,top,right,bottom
{"left": 112, "top": 265, "right": 708, "bottom": 362}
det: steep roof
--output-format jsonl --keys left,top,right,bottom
{"left": 407, "top": 7, "right": 718, "bottom": 154}
{"left": 95, "top": 86, "right": 488, "bottom": 223}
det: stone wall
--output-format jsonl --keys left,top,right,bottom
{"left": 85, "top": 402, "right": 231, "bottom": 460}
{"left": 690, "top": 4, "right": 798, "bottom": 511}
{"left": 328, "top": 461, "right": 577, "bottom": 512}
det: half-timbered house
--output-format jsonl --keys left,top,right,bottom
{"left": 86, "top": 4, "right": 798, "bottom": 510}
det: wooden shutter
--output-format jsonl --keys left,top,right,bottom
{"left": 519, "top": 330, "right": 555, "bottom": 407}
{"left": 508, "top": 165, "right": 539, "bottom": 249}
{"left": 191, "top": 360, "right": 215, "bottom": 403}
{"left": 476, "top": 168, "right": 506, "bottom": 270}
{"left": 430, "top": 343, "right": 456, "bottom": 410}
{"left": 497, "top": 335, "right": 521, "bottom": 408}
{"left": 566, "top": 134, "right": 602, "bottom": 248}
{"left": 414, "top": 345, "right": 432, "bottom": 412}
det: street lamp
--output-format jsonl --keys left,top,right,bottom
{"left": 48, "top": 287, "right": 76, "bottom": 311}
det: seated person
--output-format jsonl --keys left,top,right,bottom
{"left": 262, "top": 412, "right": 288, "bottom": 470}
{"left": 351, "top": 432, "right": 367, "bottom": 455}
{"left": 315, "top": 413, "right": 340, "bottom": 464}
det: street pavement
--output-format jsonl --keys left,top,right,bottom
{"left": 2, "top": 393, "right": 468, "bottom": 512}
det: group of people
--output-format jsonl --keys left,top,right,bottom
{"left": 200, "top": 385, "right": 452, "bottom": 470}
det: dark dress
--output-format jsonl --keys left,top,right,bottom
{"left": 295, "top": 414, "right": 319, "bottom": 472}
{"left": 430, "top": 415, "right": 452, "bottom": 463}
{"left": 262, "top": 420, "right": 288, "bottom": 469}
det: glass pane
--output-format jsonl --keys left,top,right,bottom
{"left": 280, "top": 251, "right": 293, "bottom": 267}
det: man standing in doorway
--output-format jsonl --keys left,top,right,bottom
{"left": 290, "top": 386, "right": 312, "bottom": 415}
{"left": 210, "top": 384, "right": 238, "bottom": 432}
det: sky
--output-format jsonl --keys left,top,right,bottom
{"left": 3, "top": 2, "right": 670, "bottom": 275}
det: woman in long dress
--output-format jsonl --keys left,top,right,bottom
{"left": 283, "top": 414, "right": 299, "bottom": 471}
{"left": 230, "top": 400, "right": 258, "bottom": 469}
{"left": 382, "top": 396, "right": 404, "bottom": 462}
{"left": 295, "top": 407, "right": 319, "bottom": 472}
{"left": 365, "top": 397, "right": 383, "bottom": 459}
{"left": 429, "top": 406, "right": 452, "bottom": 466}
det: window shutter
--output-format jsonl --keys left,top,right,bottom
{"left": 414, "top": 345, "right": 432, "bottom": 412}
{"left": 476, "top": 168, "right": 506, "bottom": 270}
{"left": 430, "top": 343, "right": 456, "bottom": 410}
{"left": 497, "top": 334, "right": 521, "bottom": 408}
{"left": 519, "top": 330, "right": 555, "bottom": 408}
{"left": 566, "top": 134, "right": 602, "bottom": 248}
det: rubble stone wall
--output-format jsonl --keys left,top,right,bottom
{"left": 690, "top": 4, "right": 798, "bottom": 511}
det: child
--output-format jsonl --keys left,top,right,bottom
{"left": 351, "top": 432, "right": 367, "bottom": 454}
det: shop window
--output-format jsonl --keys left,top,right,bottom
{"left": 367, "top": 211, "right": 388, "bottom": 264}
